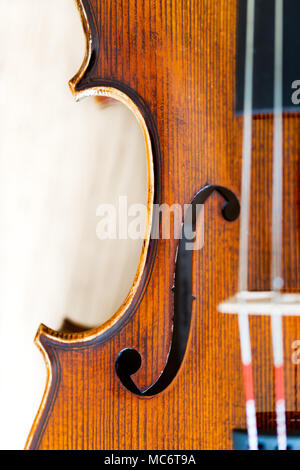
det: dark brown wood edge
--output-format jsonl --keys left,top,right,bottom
{"left": 25, "top": 0, "right": 161, "bottom": 449}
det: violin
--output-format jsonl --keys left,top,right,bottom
{"left": 25, "top": 0, "right": 300, "bottom": 450}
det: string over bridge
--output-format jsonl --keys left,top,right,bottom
{"left": 219, "top": 291, "right": 300, "bottom": 316}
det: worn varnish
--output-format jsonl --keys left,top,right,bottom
{"left": 26, "top": 0, "right": 300, "bottom": 449}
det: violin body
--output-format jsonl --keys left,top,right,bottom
{"left": 26, "top": 0, "right": 300, "bottom": 450}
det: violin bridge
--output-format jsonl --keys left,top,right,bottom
{"left": 219, "top": 291, "right": 300, "bottom": 316}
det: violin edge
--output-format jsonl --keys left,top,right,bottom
{"left": 24, "top": 0, "right": 159, "bottom": 448}
{"left": 28, "top": 0, "right": 156, "bottom": 346}
{"left": 68, "top": 0, "right": 92, "bottom": 99}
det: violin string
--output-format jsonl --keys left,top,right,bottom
{"left": 271, "top": 0, "right": 287, "bottom": 451}
{"left": 238, "top": 0, "right": 258, "bottom": 450}
{"left": 238, "top": 3, "right": 254, "bottom": 295}
{"left": 238, "top": 313, "right": 258, "bottom": 450}
{"left": 271, "top": 315, "right": 287, "bottom": 449}
{"left": 272, "top": 0, "right": 284, "bottom": 295}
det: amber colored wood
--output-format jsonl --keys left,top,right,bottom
{"left": 26, "top": 0, "right": 300, "bottom": 449}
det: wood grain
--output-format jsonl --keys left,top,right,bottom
{"left": 26, "top": 0, "right": 300, "bottom": 449}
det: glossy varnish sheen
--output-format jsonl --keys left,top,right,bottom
{"left": 26, "top": 0, "right": 300, "bottom": 449}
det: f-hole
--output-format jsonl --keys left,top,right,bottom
{"left": 115, "top": 184, "right": 240, "bottom": 396}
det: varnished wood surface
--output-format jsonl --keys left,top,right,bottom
{"left": 27, "top": 0, "right": 300, "bottom": 449}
